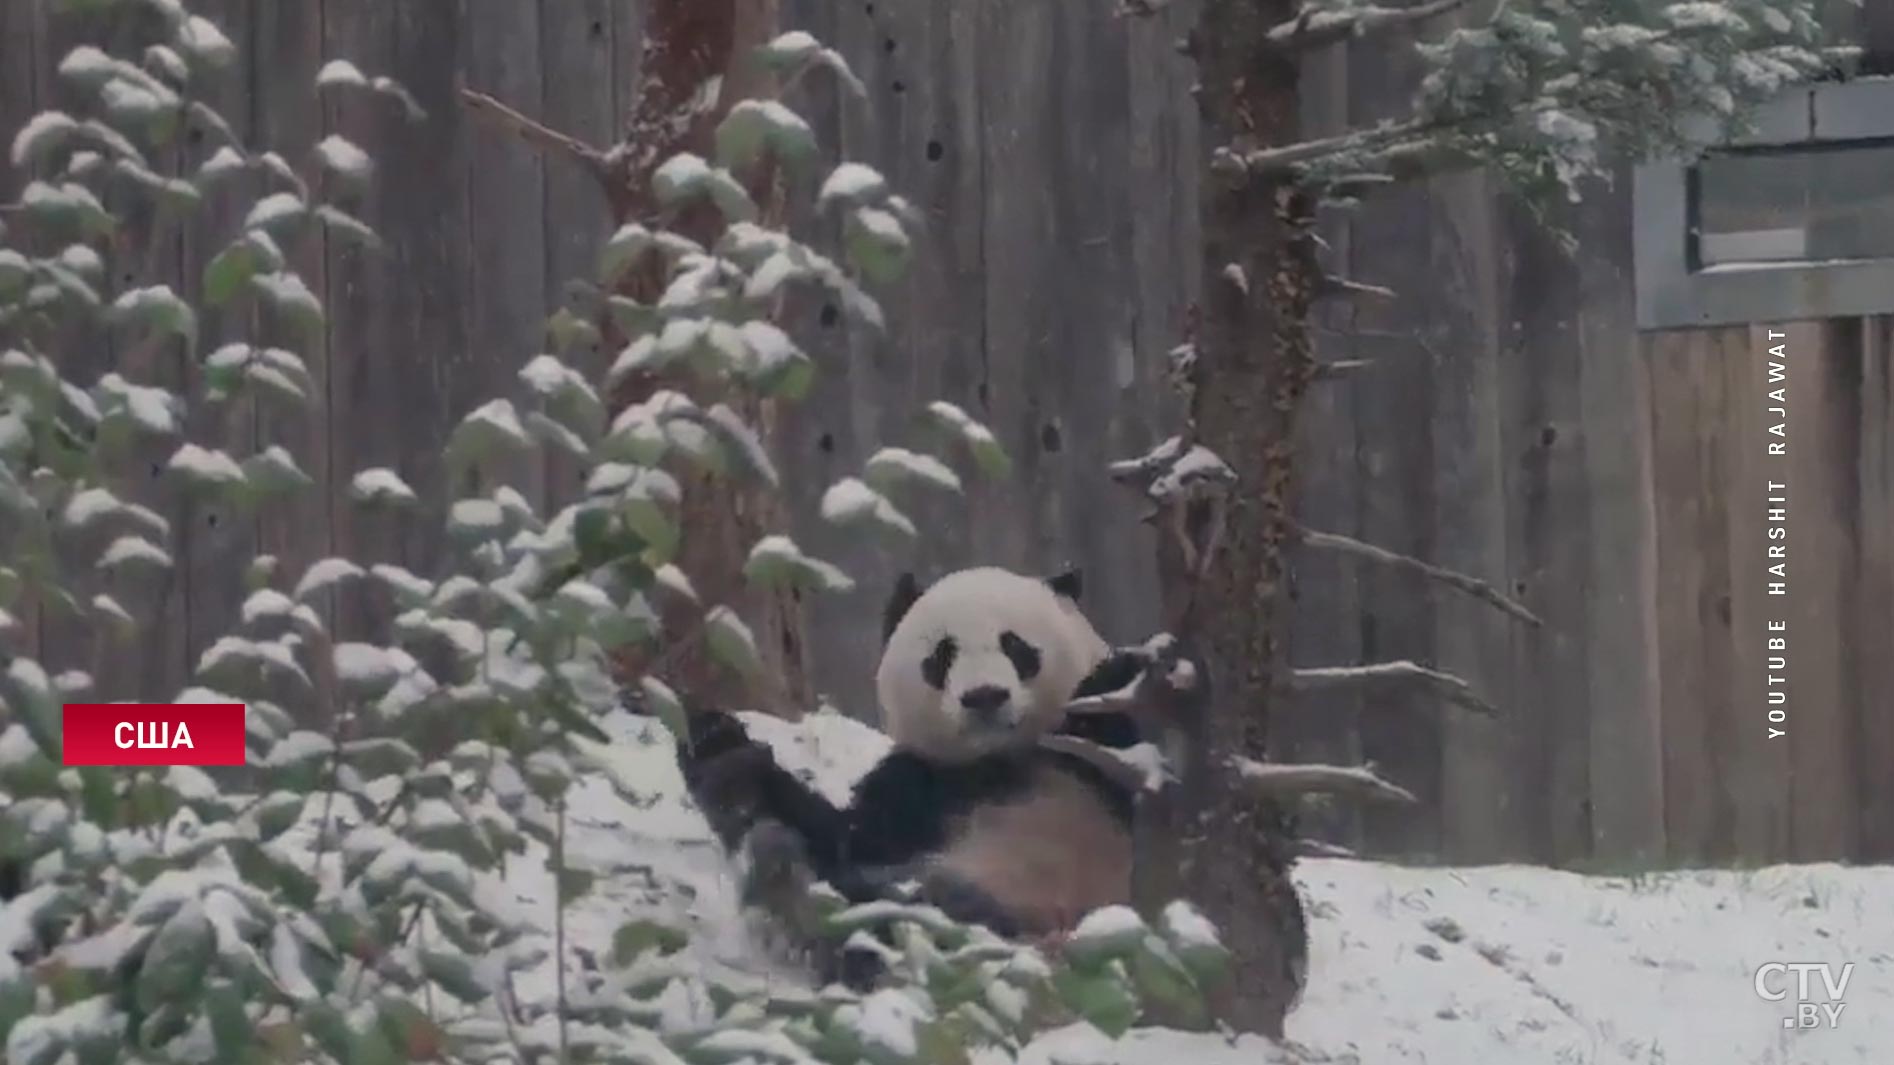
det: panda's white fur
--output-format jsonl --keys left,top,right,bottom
{"left": 876, "top": 566, "right": 1110, "bottom": 763}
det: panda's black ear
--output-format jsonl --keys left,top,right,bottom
{"left": 882, "top": 572, "right": 925, "bottom": 643}
{"left": 1045, "top": 568, "right": 1083, "bottom": 602}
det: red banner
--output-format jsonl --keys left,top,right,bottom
{"left": 61, "top": 703, "right": 248, "bottom": 766}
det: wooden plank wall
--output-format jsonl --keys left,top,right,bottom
{"left": 2, "top": 0, "right": 1888, "bottom": 869}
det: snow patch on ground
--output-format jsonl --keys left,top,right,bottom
{"left": 503, "top": 708, "right": 1893, "bottom": 1064}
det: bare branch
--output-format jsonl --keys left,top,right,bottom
{"left": 1231, "top": 757, "right": 1418, "bottom": 804}
{"left": 1289, "top": 660, "right": 1500, "bottom": 716}
{"left": 1266, "top": 0, "right": 1473, "bottom": 52}
{"left": 1312, "top": 358, "right": 1374, "bottom": 381}
{"left": 1113, "top": 0, "right": 1181, "bottom": 17}
{"left": 1317, "top": 274, "right": 1398, "bottom": 302}
{"left": 1293, "top": 526, "right": 1543, "bottom": 626}
{"left": 460, "top": 86, "right": 611, "bottom": 181}
{"left": 1295, "top": 838, "right": 1362, "bottom": 859}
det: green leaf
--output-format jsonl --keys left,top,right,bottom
{"left": 111, "top": 284, "right": 197, "bottom": 348}
{"left": 612, "top": 919, "right": 690, "bottom": 966}
{"left": 418, "top": 949, "right": 490, "bottom": 1003}
{"left": 716, "top": 100, "right": 818, "bottom": 171}
{"left": 10, "top": 111, "right": 81, "bottom": 168}
{"left": 925, "top": 401, "right": 1012, "bottom": 478}
{"left": 744, "top": 535, "right": 854, "bottom": 594}
{"left": 137, "top": 897, "right": 215, "bottom": 1012}
{"left": 819, "top": 477, "right": 916, "bottom": 541}
{"left": 638, "top": 676, "right": 689, "bottom": 743}
{"left": 704, "top": 606, "right": 763, "bottom": 679}
{"left": 864, "top": 447, "right": 962, "bottom": 495}
{"left": 1052, "top": 963, "right": 1141, "bottom": 1040}
{"left": 446, "top": 399, "right": 534, "bottom": 472}
{"left": 241, "top": 445, "right": 314, "bottom": 497}
{"left": 844, "top": 206, "right": 912, "bottom": 285}
{"left": 599, "top": 222, "right": 652, "bottom": 284}
{"left": 250, "top": 271, "right": 324, "bottom": 335}
{"left": 204, "top": 230, "right": 286, "bottom": 307}
{"left": 315, "top": 204, "right": 380, "bottom": 249}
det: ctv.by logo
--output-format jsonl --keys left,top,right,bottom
{"left": 1753, "top": 962, "right": 1852, "bottom": 1029}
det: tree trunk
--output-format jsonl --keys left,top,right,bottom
{"left": 603, "top": 0, "right": 812, "bottom": 719}
{"left": 1134, "top": 0, "right": 1317, "bottom": 1039}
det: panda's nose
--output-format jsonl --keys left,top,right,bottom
{"left": 959, "top": 686, "right": 1010, "bottom": 717}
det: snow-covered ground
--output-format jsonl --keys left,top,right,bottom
{"left": 511, "top": 707, "right": 1894, "bottom": 1065}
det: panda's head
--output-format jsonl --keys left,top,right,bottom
{"left": 875, "top": 566, "right": 1109, "bottom": 763}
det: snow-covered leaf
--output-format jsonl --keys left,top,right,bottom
{"left": 293, "top": 557, "right": 366, "bottom": 600}
{"left": 165, "top": 443, "right": 245, "bottom": 491}
{"left": 350, "top": 467, "right": 418, "bottom": 508}
{"left": 447, "top": 399, "right": 534, "bottom": 470}
{"left": 10, "top": 111, "right": 79, "bottom": 167}
{"left": 98, "top": 535, "right": 173, "bottom": 576}
{"left": 865, "top": 447, "right": 962, "bottom": 495}
{"left": 926, "top": 401, "right": 1012, "bottom": 477}
{"left": 111, "top": 284, "right": 197, "bottom": 347}
{"left": 744, "top": 535, "right": 855, "bottom": 594}
{"left": 716, "top": 100, "right": 818, "bottom": 171}
{"left": 819, "top": 477, "right": 916, "bottom": 540}
{"left": 250, "top": 271, "right": 324, "bottom": 334}
{"left": 704, "top": 606, "right": 763, "bottom": 679}
{"left": 313, "top": 133, "right": 372, "bottom": 185}
{"left": 203, "top": 230, "right": 286, "bottom": 306}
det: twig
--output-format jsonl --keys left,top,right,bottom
{"left": 1292, "top": 526, "right": 1543, "bottom": 627}
{"left": 1231, "top": 756, "right": 1418, "bottom": 804}
{"left": 1295, "top": 838, "right": 1363, "bottom": 859}
{"left": 1289, "top": 659, "right": 1501, "bottom": 717}
{"left": 1312, "top": 358, "right": 1374, "bottom": 380}
{"left": 459, "top": 86, "right": 611, "bottom": 181}
{"left": 1317, "top": 274, "right": 1398, "bottom": 301}
{"left": 1265, "top": 0, "right": 1473, "bottom": 51}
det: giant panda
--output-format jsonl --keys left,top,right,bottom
{"left": 674, "top": 565, "right": 1173, "bottom": 984}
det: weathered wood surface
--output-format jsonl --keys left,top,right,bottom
{"left": 3, "top": 0, "right": 1890, "bottom": 868}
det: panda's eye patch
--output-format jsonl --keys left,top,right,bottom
{"left": 999, "top": 631, "right": 1041, "bottom": 680}
{"left": 922, "top": 637, "right": 957, "bottom": 690}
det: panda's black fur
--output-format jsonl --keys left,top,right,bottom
{"left": 674, "top": 566, "right": 1164, "bottom": 987}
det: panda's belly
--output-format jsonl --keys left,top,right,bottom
{"left": 931, "top": 767, "right": 1132, "bottom": 935}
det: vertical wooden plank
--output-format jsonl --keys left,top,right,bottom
{"left": 322, "top": 0, "right": 400, "bottom": 646}
{"left": 1500, "top": 201, "right": 1596, "bottom": 868}
{"left": 539, "top": 0, "right": 619, "bottom": 504}
{"left": 252, "top": 0, "right": 330, "bottom": 641}
{"left": 1430, "top": 170, "right": 1521, "bottom": 864}
{"left": 1646, "top": 329, "right": 1739, "bottom": 863}
{"left": 788, "top": 0, "right": 991, "bottom": 720}
{"left": 1345, "top": 31, "right": 1443, "bottom": 860}
{"left": 178, "top": 0, "right": 258, "bottom": 693}
{"left": 1719, "top": 323, "right": 1790, "bottom": 862}
{"left": 972, "top": 1, "right": 1055, "bottom": 574}
{"left": 1783, "top": 321, "right": 1856, "bottom": 860}
{"left": 1852, "top": 317, "right": 1894, "bottom": 860}
{"left": 384, "top": 3, "right": 472, "bottom": 587}
{"left": 1282, "top": 39, "right": 1366, "bottom": 851}
{"left": 1574, "top": 163, "right": 1665, "bottom": 867}
{"left": 466, "top": 0, "right": 546, "bottom": 502}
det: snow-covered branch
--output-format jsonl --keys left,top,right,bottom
{"left": 1265, "top": 0, "right": 1473, "bottom": 53}
{"left": 1289, "top": 660, "right": 1499, "bottom": 716}
{"left": 1231, "top": 757, "right": 1418, "bottom": 805}
{"left": 1293, "top": 526, "right": 1543, "bottom": 626}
